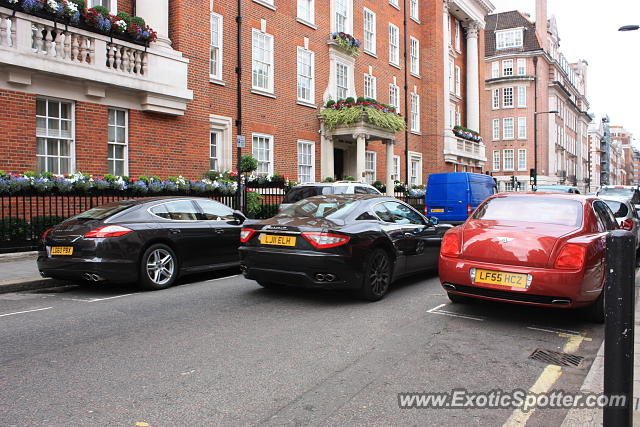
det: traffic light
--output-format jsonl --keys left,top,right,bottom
{"left": 530, "top": 168, "right": 536, "bottom": 181}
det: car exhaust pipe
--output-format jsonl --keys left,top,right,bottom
{"left": 83, "top": 273, "right": 93, "bottom": 281}
{"left": 443, "top": 283, "right": 456, "bottom": 291}
{"left": 91, "top": 274, "right": 102, "bottom": 282}
{"left": 315, "top": 273, "right": 325, "bottom": 282}
{"left": 325, "top": 274, "right": 336, "bottom": 282}
{"left": 551, "top": 299, "right": 571, "bottom": 306}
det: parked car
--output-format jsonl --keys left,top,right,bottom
{"left": 536, "top": 185, "right": 581, "bottom": 194}
{"left": 601, "top": 197, "right": 640, "bottom": 249}
{"left": 38, "top": 197, "right": 246, "bottom": 290}
{"left": 596, "top": 185, "right": 640, "bottom": 211}
{"left": 279, "top": 181, "right": 381, "bottom": 211}
{"left": 239, "top": 194, "right": 451, "bottom": 301}
{"left": 424, "top": 172, "right": 496, "bottom": 224}
{"left": 438, "top": 193, "right": 620, "bottom": 322}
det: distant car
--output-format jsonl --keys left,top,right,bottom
{"left": 536, "top": 185, "right": 581, "bottom": 194}
{"left": 438, "top": 193, "right": 620, "bottom": 322}
{"left": 424, "top": 172, "right": 496, "bottom": 225}
{"left": 279, "top": 181, "right": 381, "bottom": 211}
{"left": 601, "top": 197, "right": 640, "bottom": 249}
{"left": 38, "top": 197, "right": 246, "bottom": 290}
{"left": 596, "top": 185, "right": 640, "bottom": 211}
{"left": 239, "top": 194, "right": 451, "bottom": 301}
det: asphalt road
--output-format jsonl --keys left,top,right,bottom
{"left": 0, "top": 269, "right": 605, "bottom": 427}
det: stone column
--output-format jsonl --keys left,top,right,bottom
{"left": 355, "top": 133, "right": 366, "bottom": 183}
{"left": 465, "top": 22, "right": 480, "bottom": 132}
{"left": 136, "top": 0, "right": 172, "bottom": 50}
{"left": 385, "top": 141, "right": 395, "bottom": 196}
{"left": 320, "top": 133, "right": 334, "bottom": 180}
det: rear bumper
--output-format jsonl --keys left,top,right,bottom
{"left": 438, "top": 255, "right": 599, "bottom": 308}
{"left": 239, "top": 246, "right": 362, "bottom": 289}
{"left": 37, "top": 252, "right": 138, "bottom": 284}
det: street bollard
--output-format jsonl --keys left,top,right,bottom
{"left": 604, "top": 230, "right": 636, "bottom": 426}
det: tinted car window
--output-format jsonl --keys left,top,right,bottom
{"left": 597, "top": 187, "right": 639, "bottom": 201}
{"left": 151, "top": 200, "right": 198, "bottom": 221}
{"left": 593, "top": 201, "right": 618, "bottom": 230}
{"left": 355, "top": 186, "right": 379, "bottom": 195}
{"left": 196, "top": 199, "right": 235, "bottom": 221}
{"left": 380, "top": 202, "right": 426, "bottom": 225}
{"left": 72, "top": 203, "right": 134, "bottom": 220}
{"left": 279, "top": 198, "right": 357, "bottom": 219}
{"left": 603, "top": 200, "right": 629, "bottom": 218}
{"left": 473, "top": 197, "right": 583, "bottom": 227}
{"left": 282, "top": 186, "right": 349, "bottom": 204}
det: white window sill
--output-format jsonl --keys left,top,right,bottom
{"left": 517, "top": 105, "right": 527, "bottom": 108}
{"left": 209, "top": 77, "right": 226, "bottom": 86}
{"left": 297, "top": 100, "right": 317, "bottom": 109}
{"left": 253, "top": 0, "right": 276, "bottom": 11}
{"left": 410, "top": 16, "right": 420, "bottom": 24}
{"left": 503, "top": 105, "right": 515, "bottom": 109}
{"left": 389, "top": 62, "right": 401, "bottom": 70}
{"left": 296, "top": 18, "right": 316, "bottom": 30}
{"left": 252, "top": 89, "right": 276, "bottom": 99}
{"left": 389, "top": 2, "right": 400, "bottom": 10}
{"left": 410, "top": 72, "right": 421, "bottom": 79}
{"left": 364, "top": 50, "right": 378, "bottom": 58}
{"left": 410, "top": 130, "right": 421, "bottom": 135}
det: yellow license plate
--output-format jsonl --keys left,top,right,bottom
{"left": 475, "top": 269, "right": 528, "bottom": 289}
{"left": 51, "top": 246, "right": 73, "bottom": 256}
{"left": 431, "top": 208, "right": 444, "bottom": 213}
{"left": 259, "top": 234, "right": 296, "bottom": 247}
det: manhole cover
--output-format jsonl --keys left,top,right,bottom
{"left": 529, "top": 348, "right": 585, "bottom": 367}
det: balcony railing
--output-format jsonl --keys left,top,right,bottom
{"left": 444, "top": 136, "right": 487, "bottom": 163}
{"left": 0, "top": 7, "right": 192, "bottom": 115}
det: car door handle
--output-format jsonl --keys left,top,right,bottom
{"left": 214, "top": 228, "right": 224, "bottom": 234}
{"left": 169, "top": 228, "right": 181, "bottom": 234}
{"left": 404, "top": 233, "right": 414, "bottom": 237}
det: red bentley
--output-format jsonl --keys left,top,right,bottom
{"left": 438, "top": 193, "right": 620, "bottom": 322}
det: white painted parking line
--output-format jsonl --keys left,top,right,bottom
{"left": 205, "top": 274, "right": 240, "bottom": 283}
{"left": 426, "top": 304, "right": 485, "bottom": 321}
{"left": 0, "top": 306, "right": 53, "bottom": 317}
{"left": 427, "top": 303, "right": 446, "bottom": 313}
{"left": 87, "top": 293, "right": 136, "bottom": 302}
{"left": 527, "top": 326, "right": 581, "bottom": 336}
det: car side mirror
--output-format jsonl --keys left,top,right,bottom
{"left": 232, "top": 211, "right": 246, "bottom": 225}
{"left": 427, "top": 216, "right": 439, "bottom": 226}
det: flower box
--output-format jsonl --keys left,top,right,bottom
{"left": 329, "top": 32, "right": 361, "bottom": 57}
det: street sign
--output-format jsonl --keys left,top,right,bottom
{"left": 236, "top": 135, "right": 245, "bottom": 148}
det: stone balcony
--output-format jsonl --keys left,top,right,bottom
{"left": 444, "top": 136, "right": 487, "bottom": 166}
{"left": 0, "top": 6, "right": 192, "bottom": 115}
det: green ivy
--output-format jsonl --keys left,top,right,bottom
{"left": 321, "top": 106, "right": 406, "bottom": 132}
{"left": 363, "top": 107, "right": 406, "bottom": 132}
{"left": 246, "top": 191, "right": 263, "bottom": 217}
{"left": 320, "top": 107, "right": 363, "bottom": 131}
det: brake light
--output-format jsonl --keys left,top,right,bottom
{"left": 554, "top": 244, "right": 586, "bottom": 270}
{"left": 84, "top": 225, "right": 133, "bottom": 238}
{"left": 620, "top": 218, "right": 634, "bottom": 231}
{"left": 301, "top": 232, "right": 350, "bottom": 249}
{"left": 240, "top": 228, "right": 256, "bottom": 243}
{"left": 42, "top": 228, "right": 52, "bottom": 242}
{"left": 441, "top": 232, "right": 461, "bottom": 257}
{"left": 467, "top": 204, "right": 472, "bottom": 216}
{"left": 424, "top": 205, "right": 428, "bottom": 215}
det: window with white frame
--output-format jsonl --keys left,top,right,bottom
{"left": 517, "top": 58, "right": 526, "bottom": 75}
{"left": 454, "top": 21, "right": 461, "bottom": 51}
{"left": 252, "top": 29, "right": 274, "bottom": 93}
{"left": 252, "top": 134, "right": 273, "bottom": 176}
{"left": 409, "top": 153, "right": 422, "bottom": 186}
{"left": 503, "top": 118, "right": 515, "bottom": 140}
{"left": 335, "top": 0, "right": 350, "bottom": 33}
{"left": 496, "top": 29, "right": 523, "bottom": 49}
{"left": 257, "top": 0, "right": 274, "bottom": 5}
{"left": 389, "top": 83, "right": 400, "bottom": 113}
{"left": 364, "top": 151, "right": 376, "bottom": 184}
{"left": 503, "top": 87, "right": 514, "bottom": 107}
{"left": 89, "top": 0, "right": 113, "bottom": 12}
{"left": 518, "top": 148, "right": 527, "bottom": 171}
{"left": 297, "top": 140, "right": 315, "bottom": 182}
{"left": 517, "top": 86, "right": 526, "bottom": 107}
{"left": 449, "top": 59, "right": 454, "bottom": 93}
{"left": 36, "top": 98, "right": 74, "bottom": 174}
{"left": 410, "top": 37, "right": 419, "bottom": 75}
{"left": 210, "top": 13, "right": 222, "bottom": 80}
{"left": 297, "top": 47, "right": 315, "bottom": 103}
{"left": 388, "top": 24, "right": 399, "bottom": 66}
{"left": 455, "top": 110, "right": 461, "bottom": 126}
{"left": 410, "top": 0, "right": 418, "bottom": 20}
{"left": 502, "top": 59, "right": 513, "bottom": 76}
{"left": 363, "top": 8, "right": 376, "bottom": 54}
{"left": 364, "top": 73, "right": 376, "bottom": 99}
{"left": 392, "top": 155, "right": 400, "bottom": 181}
{"left": 492, "top": 119, "right": 500, "bottom": 140}
{"left": 492, "top": 89, "right": 500, "bottom": 109}
{"left": 491, "top": 61, "right": 499, "bottom": 78}
{"left": 297, "top": 0, "right": 314, "bottom": 24}
{"left": 518, "top": 117, "right": 527, "bottom": 139}
{"left": 336, "top": 62, "right": 349, "bottom": 99}
{"left": 108, "top": 108, "right": 127, "bottom": 176}
{"left": 493, "top": 150, "right": 500, "bottom": 171}
{"left": 410, "top": 92, "right": 420, "bottom": 133}
{"left": 503, "top": 149, "right": 514, "bottom": 171}
{"left": 210, "top": 130, "right": 221, "bottom": 170}
{"left": 455, "top": 66, "right": 461, "bottom": 96}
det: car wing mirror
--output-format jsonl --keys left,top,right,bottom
{"left": 426, "top": 216, "right": 439, "bottom": 226}
{"left": 232, "top": 211, "right": 246, "bottom": 225}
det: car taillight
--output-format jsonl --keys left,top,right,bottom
{"left": 440, "top": 232, "right": 461, "bottom": 257}
{"left": 42, "top": 228, "right": 52, "bottom": 242}
{"left": 424, "top": 205, "right": 428, "bottom": 215}
{"left": 554, "top": 244, "right": 586, "bottom": 270}
{"left": 620, "top": 218, "right": 634, "bottom": 231}
{"left": 301, "top": 232, "right": 350, "bottom": 249}
{"left": 240, "top": 228, "right": 256, "bottom": 243}
{"left": 84, "top": 225, "right": 133, "bottom": 238}
{"left": 467, "top": 204, "right": 472, "bottom": 216}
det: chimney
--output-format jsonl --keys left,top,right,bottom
{"left": 535, "top": 0, "right": 548, "bottom": 50}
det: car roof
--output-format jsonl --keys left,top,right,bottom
{"left": 493, "top": 192, "right": 592, "bottom": 203}
{"left": 111, "top": 196, "right": 218, "bottom": 205}
{"left": 299, "top": 194, "right": 387, "bottom": 201}
{"left": 293, "top": 181, "right": 375, "bottom": 187}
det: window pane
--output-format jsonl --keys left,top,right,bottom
{"left": 49, "top": 101, "right": 59, "bottom": 118}
{"left": 164, "top": 201, "right": 199, "bottom": 221}
{"left": 116, "top": 126, "right": 125, "bottom": 142}
{"left": 59, "top": 140, "right": 69, "bottom": 156}
{"left": 47, "top": 156, "right": 57, "bottom": 173}
{"left": 108, "top": 125, "right": 115, "bottom": 142}
{"left": 36, "top": 99, "right": 46, "bottom": 116}
{"left": 47, "top": 139, "right": 58, "bottom": 156}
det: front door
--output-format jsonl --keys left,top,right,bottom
{"left": 334, "top": 148, "right": 344, "bottom": 180}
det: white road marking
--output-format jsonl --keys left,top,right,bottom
{"left": 86, "top": 293, "right": 135, "bottom": 302}
{"left": 205, "top": 274, "right": 240, "bottom": 283}
{"left": 527, "top": 326, "right": 581, "bottom": 336}
{"left": 426, "top": 304, "right": 484, "bottom": 321}
{"left": 0, "top": 306, "right": 53, "bottom": 317}
{"left": 427, "top": 303, "right": 446, "bottom": 313}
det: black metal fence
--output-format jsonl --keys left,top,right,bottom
{"left": 0, "top": 188, "right": 425, "bottom": 253}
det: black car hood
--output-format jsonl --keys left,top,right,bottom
{"left": 257, "top": 216, "right": 345, "bottom": 230}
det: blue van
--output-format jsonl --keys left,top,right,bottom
{"left": 424, "top": 172, "right": 496, "bottom": 224}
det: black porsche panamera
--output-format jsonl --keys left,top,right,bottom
{"left": 239, "top": 194, "right": 451, "bottom": 301}
{"left": 38, "top": 197, "right": 246, "bottom": 290}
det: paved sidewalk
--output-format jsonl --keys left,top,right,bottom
{"left": 0, "top": 251, "right": 62, "bottom": 293}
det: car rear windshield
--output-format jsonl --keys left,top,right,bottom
{"left": 278, "top": 198, "right": 357, "bottom": 219}
{"left": 537, "top": 186, "right": 569, "bottom": 193}
{"left": 603, "top": 200, "right": 629, "bottom": 218}
{"left": 71, "top": 203, "right": 134, "bottom": 220}
{"left": 597, "top": 187, "right": 636, "bottom": 198}
{"left": 282, "top": 186, "right": 348, "bottom": 204}
{"left": 472, "top": 197, "right": 583, "bottom": 227}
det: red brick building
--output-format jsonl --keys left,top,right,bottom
{"left": 0, "top": 0, "right": 494, "bottom": 189}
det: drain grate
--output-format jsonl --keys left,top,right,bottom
{"left": 529, "top": 348, "right": 585, "bottom": 368}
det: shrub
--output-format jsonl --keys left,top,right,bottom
{"left": 69, "top": 0, "right": 86, "bottom": 11}
{"left": 92, "top": 5, "right": 110, "bottom": 17}
{"left": 0, "top": 217, "right": 30, "bottom": 241}
{"left": 343, "top": 176, "right": 355, "bottom": 181}
{"left": 246, "top": 191, "right": 263, "bottom": 217}
{"left": 116, "top": 11, "right": 131, "bottom": 24}
{"left": 326, "top": 100, "right": 335, "bottom": 108}
{"left": 323, "top": 177, "right": 336, "bottom": 183}
{"left": 356, "top": 96, "right": 365, "bottom": 103}
{"left": 345, "top": 97, "right": 355, "bottom": 104}
{"left": 130, "top": 16, "right": 146, "bottom": 29}
{"left": 30, "top": 215, "right": 66, "bottom": 239}
{"left": 240, "top": 155, "right": 258, "bottom": 173}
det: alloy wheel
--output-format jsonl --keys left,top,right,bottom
{"left": 146, "top": 248, "right": 175, "bottom": 285}
{"left": 369, "top": 252, "right": 390, "bottom": 296}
